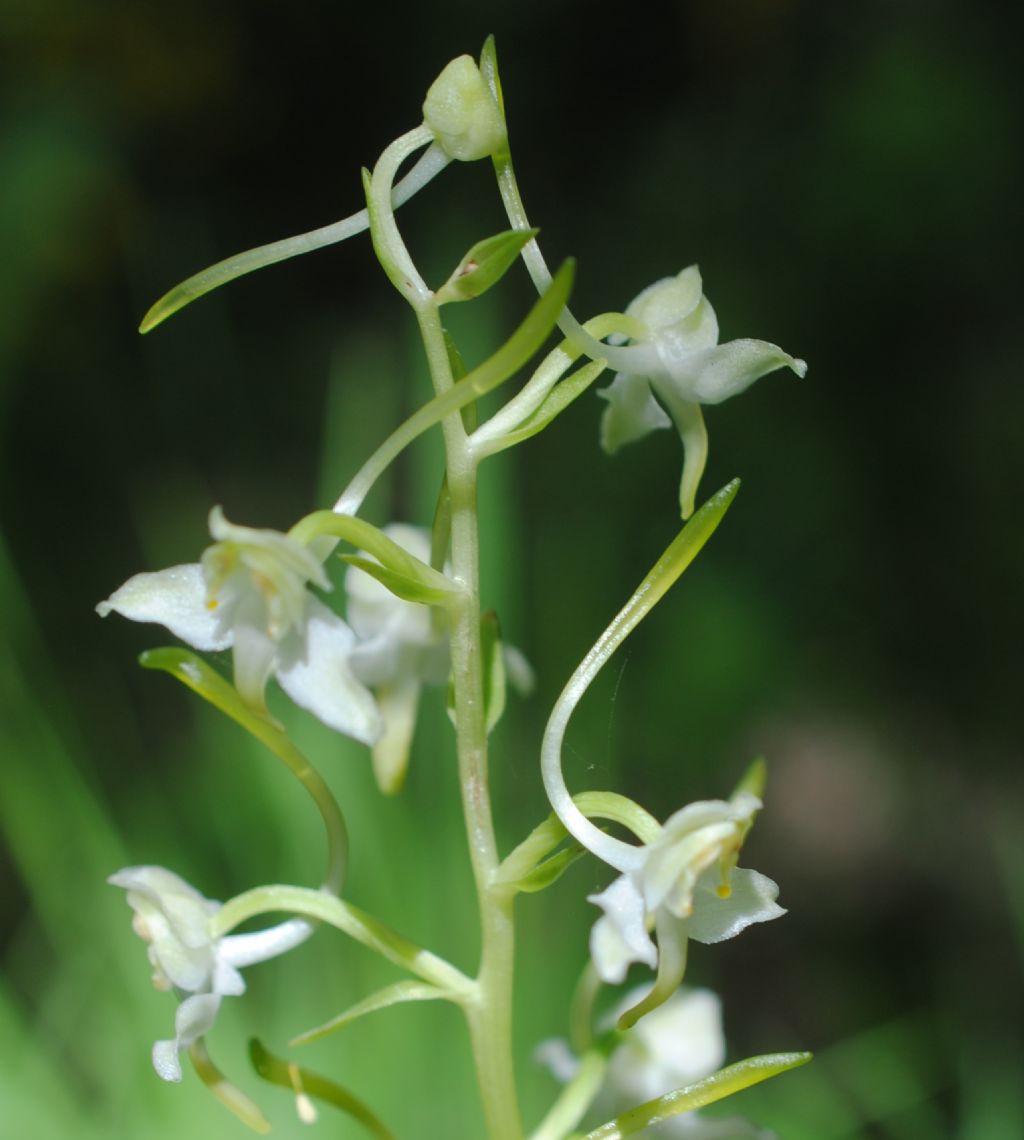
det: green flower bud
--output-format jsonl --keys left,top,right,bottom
{"left": 423, "top": 55, "right": 506, "bottom": 162}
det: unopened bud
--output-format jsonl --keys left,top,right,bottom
{"left": 423, "top": 55, "right": 506, "bottom": 161}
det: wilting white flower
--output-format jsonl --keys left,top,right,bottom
{"left": 588, "top": 791, "right": 784, "bottom": 989}
{"left": 345, "top": 523, "right": 450, "bottom": 793}
{"left": 110, "top": 866, "right": 309, "bottom": 1081}
{"left": 599, "top": 265, "right": 806, "bottom": 517}
{"left": 97, "top": 507, "right": 381, "bottom": 744}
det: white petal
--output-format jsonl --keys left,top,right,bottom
{"left": 151, "top": 993, "right": 221, "bottom": 1081}
{"left": 598, "top": 371, "right": 672, "bottom": 454}
{"left": 275, "top": 597, "right": 382, "bottom": 744}
{"left": 626, "top": 265, "right": 704, "bottom": 330}
{"left": 588, "top": 875, "right": 657, "bottom": 984}
{"left": 671, "top": 339, "right": 806, "bottom": 406}
{"left": 152, "top": 1038, "right": 184, "bottom": 1082}
{"left": 687, "top": 866, "right": 785, "bottom": 945}
{"left": 230, "top": 594, "right": 278, "bottom": 710}
{"left": 96, "top": 564, "right": 231, "bottom": 651}
{"left": 220, "top": 918, "right": 314, "bottom": 971}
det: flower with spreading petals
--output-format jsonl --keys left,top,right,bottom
{"left": 344, "top": 523, "right": 450, "bottom": 793}
{"left": 599, "top": 266, "right": 806, "bottom": 518}
{"left": 109, "top": 866, "right": 309, "bottom": 1081}
{"left": 588, "top": 790, "right": 784, "bottom": 1010}
{"left": 97, "top": 507, "right": 381, "bottom": 744}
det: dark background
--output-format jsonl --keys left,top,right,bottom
{"left": 2, "top": 2, "right": 1022, "bottom": 1137}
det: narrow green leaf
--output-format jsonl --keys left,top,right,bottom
{"left": 435, "top": 228, "right": 538, "bottom": 304}
{"left": 459, "top": 258, "right": 574, "bottom": 396}
{"left": 140, "top": 647, "right": 283, "bottom": 747}
{"left": 291, "top": 981, "right": 449, "bottom": 1045}
{"left": 249, "top": 1038, "right": 395, "bottom": 1139}
{"left": 583, "top": 1052, "right": 812, "bottom": 1139}
{"left": 477, "top": 357, "right": 607, "bottom": 457}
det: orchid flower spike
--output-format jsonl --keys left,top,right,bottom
{"left": 588, "top": 781, "right": 784, "bottom": 1025}
{"left": 97, "top": 507, "right": 381, "bottom": 744}
{"left": 344, "top": 523, "right": 451, "bottom": 793}
{"left": 109, "top": 866, "right": 309, "bottom": 1082}
{"left": 599, "top": 265, "right": 807, "bottom": 518}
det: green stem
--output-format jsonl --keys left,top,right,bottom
{"left": 365, "top": 126, "right": 523, "bottom": 1139}
{"left": 417, "top": 298, "right": 523, "bottom": 1140}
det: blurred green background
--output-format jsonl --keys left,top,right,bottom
{"left": 2, "top": 1, "right": 1022, "bottom": 1137}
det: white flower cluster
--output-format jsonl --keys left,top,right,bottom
{"left": 98, "top": 513, "right": 448, "bottom": 786}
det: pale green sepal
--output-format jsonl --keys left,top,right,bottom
{"left": 189, "top": 1040, "right": 271, "bottom": 1134}
{"left": 339, "top": 555, "right": 459, "bottom": 610}
{"left": 435, "top": 228, "right": 538, "bottom": 305}
{"left": 478, "top": 357, "right": 608, "bottom": 459}
{"left": 598, "top": 371, "right": 671, "bottom": 454}
{"left": 249, "top": 1038, "right": 395, "bottom": 1138}
{"left": 583, "top": 1052, "right": 812, "bottom": 1139}
{"left": 291, "top": 981, "right": 450, "bottom": 1045}
{"left": 682, "top": 338, "right": 807, "bottom": 406}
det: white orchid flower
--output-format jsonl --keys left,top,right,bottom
{"left": 97, "top": 507, "right": 381, "bottom": 744}
{"left": 607, "top": 986, "right": 774, "bottom": 1138}
{"left": 537, "top": 988, "right": 774, "bottom": 1138}
{"left": 588, "top": 791, "right": 784, "bottom": 1004}
{"left": 109, "top": 866, "right": 310, "bottom": 1082}
{"left": 344, "top": 523, "right": 450, "bottom": 793}
{"left": 599, "top": 265, "right": 806, "bottom": 518}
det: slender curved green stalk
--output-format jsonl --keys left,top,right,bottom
{"left": 539, "top": 481, "right": 740, "bottom": 874}
{"left": 139, "top": 142, "right": 448, "bottom": 332}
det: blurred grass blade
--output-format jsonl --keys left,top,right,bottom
{"left": 584, "top": 1052, "right": 812, "bottom": 1138}
{"left": 249, "top": 1038, "right": 395, "bottom": 1138}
